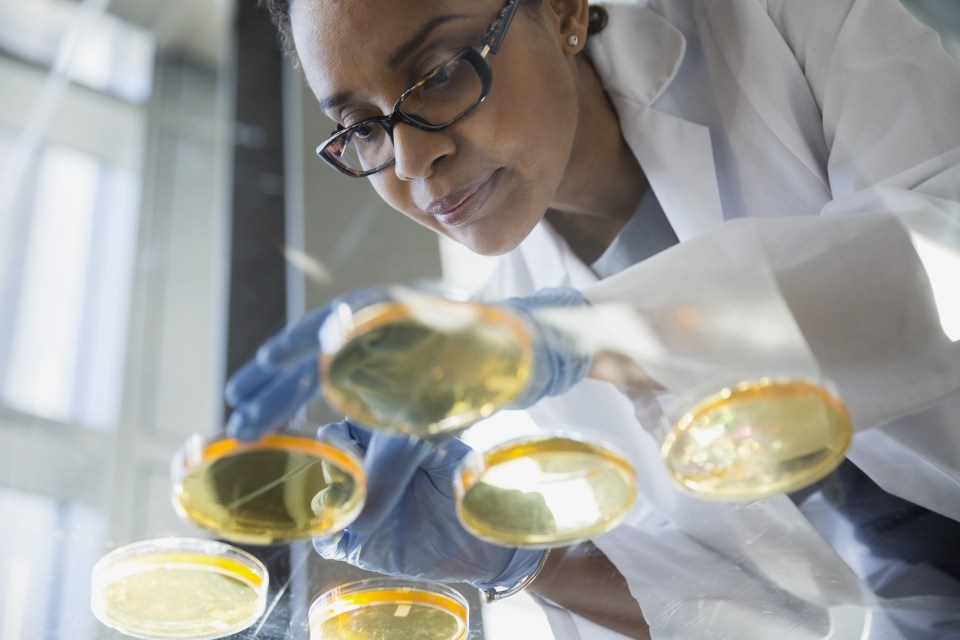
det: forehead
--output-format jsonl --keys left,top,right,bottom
{"left": 291, "top": 0, "right": 489, "bottom": 105}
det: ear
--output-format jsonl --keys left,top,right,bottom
{"left": 545, "top": 0, "right": 591, "bottom": 52}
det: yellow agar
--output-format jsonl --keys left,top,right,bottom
{"left": 312, "top": 588, "right": 467, "bottom": 640}
{"left": 97, "top": 552, "right": 261, "bottom": 639}
{"left": 174, "top": 434, "right": 365, "bottom": 544}
{"left": 321, "top": 301, "right": 533, "bottom": 435}
{"left": 661, "top": 378, "right": 852, "bottom": 499}
{"left": 456, "top": 436, "right": 637, "bottom": 548}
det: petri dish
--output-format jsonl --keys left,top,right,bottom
{"left": 172, "top": 432, "right": 365, "bottom": 545}
{"left": 319, "top": 286, "right": 534, "bottom": 436}
{"left": 454, "top": 434, "right": 638, "bottom": 548}
{"left": 309, "top": 578, "right": 469, "bottom": 640}
{"left": 660, "top": 377, "right": 852, "bottom": 500}
{"left": 90, "top": 537, "right": 268, "bottom": 640}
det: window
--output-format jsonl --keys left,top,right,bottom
{"left": 0, "top": 140, "right": 140, "bottom": 428}
{"left": 0, "top": 0, "right": 154, "bottom": 103}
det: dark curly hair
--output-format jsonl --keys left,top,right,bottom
{"left": 259, "top": 0, "right": 607, "bottom": 64}
{"left": 258, "top": 0, "right": 297, "bottom": 61}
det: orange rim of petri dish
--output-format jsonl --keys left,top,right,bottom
{"left": 345, "top": 298, "right": 532, "bottom": 349}
{"left": 199, "top": 433, "right": 364, "bottom": 482}
{"left": 110, "top": 552, "right": 265, "bottom": 588}
{"left": 669, "top": 378, "right": 850, "bottom": 438}
{"left": 322, "top": 588, "right": 467, "bottom": 619}
{"left": 311, "top": 582, "right": 468, "bottom": 640}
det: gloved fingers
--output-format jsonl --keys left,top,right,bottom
{"left": 317, "top": 419, "right": 373, "bottom": 453}
{"left": 421, "top": 437, "right": 475, "bottom": 480}
{"left": 224, "top": 357, "right": 275, "bottom": 408}
{"left": 225, "top": 357, "right": 320, "bottom": 441}
{"left": 348, "top": 433, "right": 439, "bottom": 537}
{"left": 313, "top": 530, "right": 349, "bottom": 561}
{"left": 475, "top": 547, "right": 547, "bottom": 590}
{"left": 257, "top": 305, "right": 332, "bottom": 369}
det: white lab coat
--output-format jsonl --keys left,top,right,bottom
{"left": 478, "top": 0, "right": 960, "bottom": 638}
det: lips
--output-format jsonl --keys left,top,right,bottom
{"left": 427, "top": 171, "right": 499, "bottom": 227}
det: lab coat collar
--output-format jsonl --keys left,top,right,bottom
{"left": 586, "top": 2, "right": 687, "bottom": 107}
{"left": 586, "top": 3, "right": 726, "bottom": 241}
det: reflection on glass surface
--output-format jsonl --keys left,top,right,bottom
{"left": 0, "top": 1, "right": 958, "bottom": 639}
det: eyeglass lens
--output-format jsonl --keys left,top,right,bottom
{"left": 399, "top": 55, "right": 484, "bottom": 124}
{"left": 322, "top": 54, "right": 485, "bottom": 174}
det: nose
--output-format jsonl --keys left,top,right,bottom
{"left": 392, "top": 123, "right": 455, "bottom": 181}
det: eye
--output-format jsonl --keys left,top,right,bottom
{"left": 423, "top": 58, "right": 463, "bottom": 91}
{"left": 348, "top": 123, "right": 376, "bottom": 140}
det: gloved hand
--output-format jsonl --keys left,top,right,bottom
{"left": 503, "top": 287, "right": 594, "bottom": 409}
{"left": 314, "top": 420, "right": 544, "bottom": 590}
{"left": 224, "top": 305, "right": 332, "bottom": 441}
{"left": 224, "top": 286, "right": 593, "bottom": 441}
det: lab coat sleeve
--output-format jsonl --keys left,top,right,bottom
{"left": 583, "top": 0, "right": 960, "bottom": 433}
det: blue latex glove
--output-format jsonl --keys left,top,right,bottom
{"left": 224, "top": 305, "right": 332, "bottom": 441}
{"left": 314, "top": 420, "right": 544, "bottom": 590}
{"left": 503, "top": 287, "right": 594, "bottom": 409}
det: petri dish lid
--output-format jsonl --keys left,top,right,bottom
{"left": 660, "top": 377, "right": 852, "bottom": 500}
{"left": 90, "top": 537, "right": 268, "bottom": 640}
{"left": 309, "top": 578, "right": 469, "bottom": 640}
{"left": 454, "top": 433, "right": 638, "bottom": 548}
{"left": 171, "top": 432, "right": 366, "bottom": 545}
{"left": 319, "top": 289, "right": 534, "bottom": 437}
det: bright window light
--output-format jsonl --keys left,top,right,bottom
{"left": 0, "top": 0, "right": 155, "bottom": 103}
{"left": 5, "top": 145, "right": 99, "bottom": 420}
{"left": 0, "top": 143, "right": 140, "bottom": 428}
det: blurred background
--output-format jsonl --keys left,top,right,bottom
{"left": 0, "top": 1, "right": 956, "bottom": 638}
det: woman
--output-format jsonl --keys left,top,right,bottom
{"left": 227, "top": 0, "right": 960, "bottom": 637}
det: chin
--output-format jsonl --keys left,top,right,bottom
{"left": 453, "top": 225, "right": 526, "bottom": 257}
{"left": 453, "top": 209, "right": 543, "bottom": 257}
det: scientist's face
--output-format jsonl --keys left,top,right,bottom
{"left": 291, "top": 0, "right": 583, "bottom": 255}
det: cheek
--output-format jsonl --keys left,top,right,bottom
{"left": 369, "top": 177, "right": 441, "bottom": 231}
{"left": 487, "top": 55, "right": 579, "bottom": 188}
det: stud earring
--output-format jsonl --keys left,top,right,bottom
{"left": 567, "top": 34, "right": 580, "bottom": 47}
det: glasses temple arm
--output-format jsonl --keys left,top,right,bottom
{"left": 479, "top": 0, "right": 521, "bottom": 56}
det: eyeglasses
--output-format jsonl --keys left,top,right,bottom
{"left": 315, "top": 0, "right": 522, "bottom": 178}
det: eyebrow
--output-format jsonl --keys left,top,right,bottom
{"left": 318, "top": 13, "right": 472, "bottom": 113}
{"left": 318, "top": 90, "right": 355, "bottom": 112}
{"left": 388, "top": 14, "right": 471, "bottom": 70}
